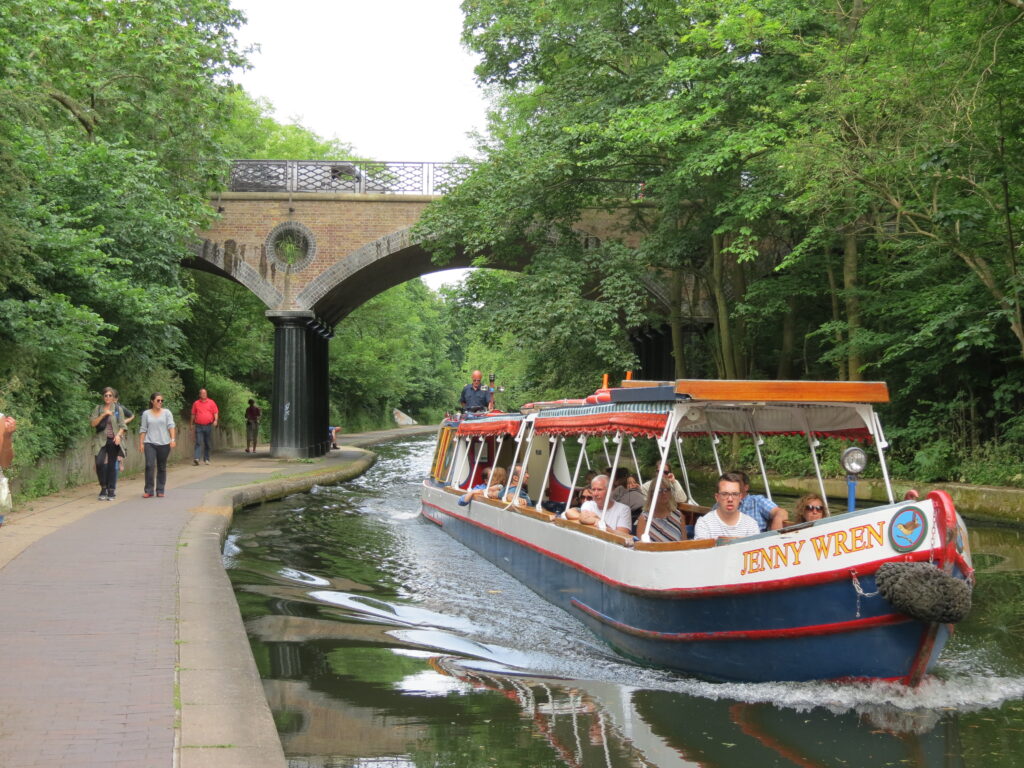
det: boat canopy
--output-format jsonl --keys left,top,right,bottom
{"left": 454, "top": 412, "right": 524, "bottom": 437}
{"left": 527, "top": 401, "right": 875, "bottom": 440}
{"left": 532, "top": 402, "right": 672, "bottom": 438}
{"left": 522, "top": 379, "right": 890, "bottom": 442}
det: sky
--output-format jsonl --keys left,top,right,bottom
{"left": 230, "top": 0, "right": 485, "bottom": 289}
{"left": 231, "top": 0, "right": 489, "bottom": 162}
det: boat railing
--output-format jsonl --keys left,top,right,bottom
{"left": 442, "top": 485, "right": 636, "bottom": 546}
{"left": 634, "top": 539, "right": 717, "bottom": 552}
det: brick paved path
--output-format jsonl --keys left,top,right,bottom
{"left": 0, "top": 427, "right": 433, "bottom": 768}
{"left": 0, "top": 490, "right": 198, "bottom": 767}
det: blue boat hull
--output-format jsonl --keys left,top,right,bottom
{"left": 421, "top": 491, "right": 958, "bottom": 683}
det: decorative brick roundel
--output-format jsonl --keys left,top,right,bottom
{"left": 265, "top": 221, "right": 316, "bottom": 272}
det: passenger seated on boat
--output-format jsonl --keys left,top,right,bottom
{"left": 459, "top": 467, "right": 507, "bottom": 505}
{"left": 503, "top": 464, "right": 534, "bottom": 506}
{"left": 641, "top": 462, "right": 693, "bottom": 505}
{"left": 579, "top": 475, "right": 632, "bottom": 535}
{"left": 612, "top": 469, "right": 646, "bottom": 523}
{"left": 795, "top": 493, "right": 827, "bottom": 523}
{"left": 709, "top": 470, "right": 787, "bottom": 531}
{"left": 562, "top": 487, "right": 593, "bottom": 520}
{"left": 458, "top": 467, "right": 490, "bottom": 505}
{"left": 636, "top": 485, "right": 688, "bottom": 541}
{"left": 694, "top": 473, "right": 762, "bottom": 540}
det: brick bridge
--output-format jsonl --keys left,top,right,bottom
{"left": 192, "top": 160, "right": 641, "bottom": 457}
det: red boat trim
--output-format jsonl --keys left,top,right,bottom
{"left": 456, "top": 418, "right": 522, "bottom": 437}
{"left": 954, "top": 552, "right": 974, "bottom": 580}
{"left": 902, "top": 489, "right": 962, "bottom": 687}
{"left": 930, "top": 489, "right": 958, "bottom": 574}
{"left": 534, "top": 411, "right": 668, "bottom": 438}
{"left": 569, "top": 597, "right": 910, "bottom": 641}
{"left": 420, "top": 500, "right": 447, "bottom": 527}
{"left": 420, "top": 491, "right": 953, "bottom": 599}
{"left": 904, "top": 623, "right": 940, "bottom": 687}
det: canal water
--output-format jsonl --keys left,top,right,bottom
{"left": 226, "top": 437, "right": 1024, "bottom": 767}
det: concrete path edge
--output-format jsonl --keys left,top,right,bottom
{"left": 176, "top": 450, "right": 378, "bottom": 768}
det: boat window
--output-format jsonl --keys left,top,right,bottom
{"left": 431, "top": 427, "right": 456, "bottom": 482}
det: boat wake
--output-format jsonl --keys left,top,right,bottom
{"left": 285, "top": 563, "right": 1024, "bottom": 725}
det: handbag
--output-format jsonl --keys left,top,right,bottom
{"left": 0, "top": 469, "right": 12, "bottom": 515}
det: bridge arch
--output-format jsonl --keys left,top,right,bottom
{"left": 296, "top": 226, "right": 479, "bottom": 326}
{"left": 191, "top": 163, "right": 645, "bottom": 457}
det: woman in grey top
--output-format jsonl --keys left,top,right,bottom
{"left": 138, "top": 393, "right": 176, "bottom": 498}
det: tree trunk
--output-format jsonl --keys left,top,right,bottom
{"left": 711, "top": 233, "right": 737, "bottom": 379}
{"left": 728, "top": 247, "right": 748, "bottom": 378}
{"left": 777, "top": 295, "right": 797, "bottom": 379}
{"left": 826, "top": 259, "right": 847, "bottom": 380}
{"left": 669, "top": 269, "right": 687, "bottom": 378}
{"left": 843, "top": 226, "right": 862, "bottom": 381}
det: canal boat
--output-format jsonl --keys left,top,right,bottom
{"left": 419, "top": 379, "right": 974, "bottom": 685}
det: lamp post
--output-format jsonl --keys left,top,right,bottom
{"left": 841, "top": 446, "right": 868, "bottom": 512}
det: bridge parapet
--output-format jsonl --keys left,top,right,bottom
{"left": 229, "top": 159, "right": 473, "bottom": 196}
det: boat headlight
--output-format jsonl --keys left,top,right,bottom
{"left": 841, "top": 446, "right": 868, "bottom": 476}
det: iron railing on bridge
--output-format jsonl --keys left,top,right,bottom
{"left": 228, "top": 160, "right": 474, "bottom": 195}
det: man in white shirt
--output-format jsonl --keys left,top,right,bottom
{"left": 694, "top": 472, "right": 761, "bottom": 540}
{"left": 581, "top": 474, "right": 632, "bottom": 535}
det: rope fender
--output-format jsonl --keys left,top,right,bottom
{"left": 875, "top": 561, "right": 972, "bottom": 624}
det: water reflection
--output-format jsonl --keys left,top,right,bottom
{"left": 227, "top": 437, "right": 1024, "bottom": 767}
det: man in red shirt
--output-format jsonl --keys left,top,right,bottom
{"left": 190, "top": 388, "right": 219, "bottom": 465}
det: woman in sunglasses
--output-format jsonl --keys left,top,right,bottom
{"left": 138, "top": 393, "right": 176, "bottom": 498}
{"left": 795, "top": 494, "right": 827, "bottom": 523}
{"left": 89, "top": 387, "right": 129, "bottom": 501}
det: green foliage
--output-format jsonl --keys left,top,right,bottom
{"left": 181, "top": 271, "right": 274, "bottom": 399}
{"left": 198, "top": 372, "right": 260, "bottom": 433}
{"left": 0, "top": 0, "right": 246, "bottom": 478}
{"left": 329, "top": 281, "right": 459, "bottom": 429}
{"left": 415, "top": 0, "right": 1024, "bottom": 487}
{"left": 7, "top": 0, "right": 1024, "bottom": 495}
{"left": 439, "top": 267, "right": 635, "bottom": 411}
{"left": 0, "top": 127, "right": 198, "bottom": 468}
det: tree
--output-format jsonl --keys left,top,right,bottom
{"left": 329, "top": 281, "right": 458, "bottom": 428}
{"left": 0, "top": 0, "right": 249, "bottom": 470}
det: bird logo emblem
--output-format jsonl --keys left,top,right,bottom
{"left": 889, "top": 507, "right": 928, "bottom": 552}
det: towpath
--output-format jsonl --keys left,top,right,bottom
{"left": 0, "top": 426, "right": 435, "bottom": 768}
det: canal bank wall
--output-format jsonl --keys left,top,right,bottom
{"left": 7, "top": 421, "right": 248, "bottom": 498}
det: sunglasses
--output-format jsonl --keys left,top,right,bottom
{"left": 155, "top": 399, "right": 164, "bottom": 403}
{"left": 806, "top": 504, "right": 824, "bottom": 511}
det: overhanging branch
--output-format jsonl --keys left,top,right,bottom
{"left": 48, "top": 91, "right": 98, "bottom": 137}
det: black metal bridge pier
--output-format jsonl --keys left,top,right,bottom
{"left": 267, "top": 310, "right": 332, "bottom": 458}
